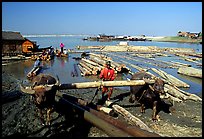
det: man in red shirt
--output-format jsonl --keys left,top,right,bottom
{"left": 99, "top": 61, "right": 115, "bottom": 100}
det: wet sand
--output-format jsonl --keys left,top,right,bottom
{"left": 2, "top": 67, "right": 202, "bottom": 137}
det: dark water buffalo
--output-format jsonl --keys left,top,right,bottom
{"left": 20, "top": 74, "right": 59, "bottom": 125}
{"left": 129, "top": 71, "right": 165, "bottom": 121}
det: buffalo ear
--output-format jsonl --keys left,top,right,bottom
{"left": 149, "top": 85, "right": 154, "bottom": 91}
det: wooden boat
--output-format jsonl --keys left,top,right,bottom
{"left": 56, "top": 52, "right": 68, "bottom": 57}
{"left": 27, "top": 66, "right": 42, "bottom": 79}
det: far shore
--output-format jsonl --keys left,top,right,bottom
{"left": 146, "top": 36, "right": 202, "bottom": 44}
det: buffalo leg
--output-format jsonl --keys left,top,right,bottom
{"left": 39, "top": 109, "right": 45, "bottom": 125}
{"left": 152, "top": 101, "right": 157, "bottom": 121}
{"left": 129, "top": 94, "right": 135, "bottom": 103}
{"left": 141, "top": 103, "right": 145, "bottom": 113}
{"left": 46, "top": 108, "right": 52, "bottom": 126}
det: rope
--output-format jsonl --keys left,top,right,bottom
{"left": 137, "top": 90, "right": 146, "bottom": 102}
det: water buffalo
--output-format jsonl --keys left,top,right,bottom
{"left": 129, "top": 71, "right": 165, "bottom": 121}
{"left": 20, "top": 74, "right": 60, "bottom": 125}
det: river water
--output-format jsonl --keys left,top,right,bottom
{"left": 3, "top": 35, "right": 202, "bottom": 96}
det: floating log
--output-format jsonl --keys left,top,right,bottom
{"left": 77, "top": 64, "right": 91, "bottom": 76}
{"left": 151, "top": 68, "right": 190, "bottom": 88}
{"left": 79, "top": 62, "right": 93, "bottom": 72}
{"left": 81, "top": 58, "right": 99, "bottom": 66}
{"left": 58, "top": 80, "right": 154, "bottom": 90}
{"left": 169, "top": 61, "right": 191, "bottom": 67}
{"left": 120, "top": 60, "right": 148, "bottom": 71}
{"left": 2, "top": 56, "right": 28, "bottom": 61}
{"left": 89, "top": 52, "right": 111, "bottom": 60}
{"left": 80, "top": 60, "right": 99, "bottom": 75}
{"left": 105, "top": 100, "right": 153, "bottom": 133}
{"left": 81, "top": 60, "right": 101, "bottom": 71}
{"left": 169, "top": 85, "right": 202, "bottom": 102}
{"left": 177, "top": 67, "right": 202, "bottom": 78}
{"left": 89, "top": 54, "right": 128, "bottom": 72}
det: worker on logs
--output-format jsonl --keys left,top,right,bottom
{"left": 99, "top": 61, "right": 115, "bottom": 101}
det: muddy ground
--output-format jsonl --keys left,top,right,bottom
{"left": 2, "top": 67, "right": 202, "bottom": 137}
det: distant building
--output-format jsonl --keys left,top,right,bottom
{"left": 177, "top": 31, "right": 190, "bottom": 37}
{"left": 2, "top": 31, "right": 37, "bottom": 56}
{"left": 177, "top": 31, "right": 201, "bottom": 39}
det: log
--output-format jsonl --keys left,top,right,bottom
{"left": 55, "top": 93, "right": 160, "bottom": 137}
{"left": 97, "top": 106, "right": 114, "bottom": 115}
{"left": 79, "top": 62, "right": 93, "bottom": 72}
{"left": 58, "top": 80, "right": 155, "bottom": 90}
{"left": 81, "top": 58, "right": 100, "bottom": 66}
{"left": 169, "top": 85, "right": 202, "bottom": 102}
{"left": 77, "top": 64, "right": 91, "bottom": 76}
{"left": 177, "top": 67, "right": 202, "bottom": 78}
{"left": 55, "top": 96, "right": 132, "bottom": 137}
{"left": 56, "top": 92, "right": 114, "bottom": 115}
{"left": 81, "top": 60, "right": 101, "bottom": 71}
{"left": 89, "top": 52, "right": 112, "bottom": 60}
{"left": 170, "top": 61, "right": 191, "bottom": 67}
{"left": 151, "top": 68, "right": 190, "bottom": 88}
{"left": 120, "top": 59, "right": 148, "bottom": 71}
{"left": 160, "top": 91, "right": 183, "bottom": 103}
{"left": 164, "top": 84, "right": 189, "bottom": 100}
{"left": 105, "top": 100, "right": 153, "bottom": 133}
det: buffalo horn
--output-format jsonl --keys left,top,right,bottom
{"left": 55, "top": 75, "right": 60, "bottom": 86}
{"left": 20, "top": 84, "right": 35, "bottom": 94}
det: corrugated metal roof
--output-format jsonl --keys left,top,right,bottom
{"left": 2, "top": 31, "right": 25, "bottom": 40}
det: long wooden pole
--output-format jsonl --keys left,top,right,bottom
{"left": 58, "top": 80, "right": 153, "bottom": 90}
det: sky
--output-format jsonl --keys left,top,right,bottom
{"left": 2, "top": 2, "right": 202, "bottom": 36}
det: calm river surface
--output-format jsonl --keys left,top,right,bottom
{"left": 3, "top": 35, "right": 202, "bottom": 96}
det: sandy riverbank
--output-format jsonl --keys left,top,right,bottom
{"left": 2, "top": 66, "right": 202, "bottom": 137}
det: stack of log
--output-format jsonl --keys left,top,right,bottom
{"left": 151, "top": 68, "right": 190, "bottom": 88}
{"left": 144, "top": 69, "right": 202, "bottom": 102}
{"left": 77, "top": 53, "right": 130, "bottom": 76}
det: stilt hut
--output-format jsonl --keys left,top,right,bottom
{"left": 2, "top": 31, "right": 38, "bottom": 56}
{"left": 2, "top": 31, "right": 25, "bottom": 56}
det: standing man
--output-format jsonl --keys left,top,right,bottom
{"left": 99, "top": 61, "right": 115, "bottom": 100}
{"left": 60, "top": 43, "right": 64, "bottom": 54}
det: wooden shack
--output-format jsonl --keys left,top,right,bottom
{"left": 2, "top": 31, "right": 38, "bottom": 56}
{"left": 22, "top": 38, "right": 37, "bottom": 54}
{"left": 2, "top": 31, "right": 25, "bottom": 56}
